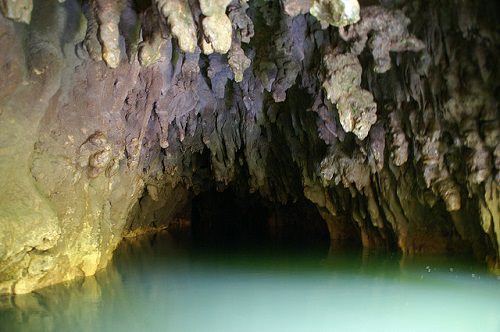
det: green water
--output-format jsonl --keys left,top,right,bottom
{"left": 1, "top": 232, "right": 499, "bottom": 332}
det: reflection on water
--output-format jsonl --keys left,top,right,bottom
{"left": 1, "top": 232, "right": 499, "bottom": 332}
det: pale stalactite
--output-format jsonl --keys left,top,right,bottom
{"left": 199, "top": 0, "right": 233, "bottom": 54}
{"left": 156, "top": 0, "right": 197, "bottom": 53}
{"left": 310, "top": 0, "right": 360, "bottom": 28}
{"left": 92, "top": 0, "right": 127, "bottom": 68}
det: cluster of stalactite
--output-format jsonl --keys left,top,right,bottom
{"left": 1, "top": 0, "right": 362, "bottom": 68}
{"left": 85, "top": 0, "right": 499, "bottom": 260}
{"left": 0, "top": 0, "right": 498, "bottom": 293}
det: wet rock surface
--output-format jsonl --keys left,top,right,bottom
{"left": 0, "top": 0, "right": 499, "bottom": 293}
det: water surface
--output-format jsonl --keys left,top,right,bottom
{"left": 1, "top": 232, "right": 499, "bottom": 332}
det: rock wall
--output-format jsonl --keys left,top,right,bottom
{"left": 0, "top": 0, "right": 498, "bottom": 294}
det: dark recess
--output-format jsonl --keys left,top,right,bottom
{"left": 191, "top": 189, "right": 331, "bottom": 249}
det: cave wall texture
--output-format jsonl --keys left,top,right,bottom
{"left": 0, "top": 0, "right": 498, "bottom": 294}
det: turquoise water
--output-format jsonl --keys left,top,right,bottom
{"left": 1, "top": 232, "right": 499, "bottom": 332}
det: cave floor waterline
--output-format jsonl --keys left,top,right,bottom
{"left": 1, "top": 230, "right": 499, "bottom": 332}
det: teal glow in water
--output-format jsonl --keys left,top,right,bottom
{"left": 1, "top": 232, "right": 499, "bottom": 332}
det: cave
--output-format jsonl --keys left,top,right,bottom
{"left": 191, "top": 189, "right": 331, "bottom": 248}
{"left": 0, "top": 0, "right": 499, "bottom": 330}
{"left": 191, "top": 189, "right": 270, "bottom": 245}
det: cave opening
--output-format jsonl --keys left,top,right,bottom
{"left": 190, "top": 188, "right": 331, "bottom": 250}
{"left": 1, "top": 0, "right": 500, "bottom": 330}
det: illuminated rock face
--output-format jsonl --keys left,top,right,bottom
{"left": 0, "top": 0, "right": 33, "bottom": 23}
{"left": 310, "top": 0, "right": 360, "bottom": 28}
{"left": 0, "top": 0, "right": 499, "bottom": 294}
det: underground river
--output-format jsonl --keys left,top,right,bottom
{"left": 1, "top": 230, "right": 499, "bottom": 332}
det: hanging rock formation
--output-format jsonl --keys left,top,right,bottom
{"left": 0, "top": 0, "right": 498, "bottom": 294}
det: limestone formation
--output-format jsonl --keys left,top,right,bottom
{"left": 92, "top": 0, "right": 127, "bottom": 68}
{"left": 137, "top": 7, "right": 166, "bottom": 66}
{"left": 156, "top": 0, "right": 197, "bottom": 53}
{"left": 199, "top": 0, "right": 233, "bottom": 54}
{"left": 282, "top": 0, "right": 310, "bottom": 17}
{"left": 310, "top": 0, "right": 360, "bottom": 28}
{"left": 339, "top": 6, "right": 425, "bottom": 73}
{"left": 323, "top": 52, "right": 377, "bottom": 140}
{"left": 0, "top": 0, "right": 499, "bottom": 295}
{"left": 0, "top": 0, "right": 32, "bottom": 23}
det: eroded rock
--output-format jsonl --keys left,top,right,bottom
{"left": 0, "top": 0, "right": 499, "bottom": 295}
{"left": 339, "top": 6, "right": 425, "bottom": 73}
{"left": 0, "top": 0, "right": 32, "bottom": 23}
{"left": 200, "top": 0, "right": 232, "bottom": 54}
{"left": 310, "top": 0, "right": 360, "bottom": 28}
{"left": 323, "top": 52, "right": 376, "bottom": 140}
{"left": 156, "top": 0, "right": 197, "bottom": 53}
